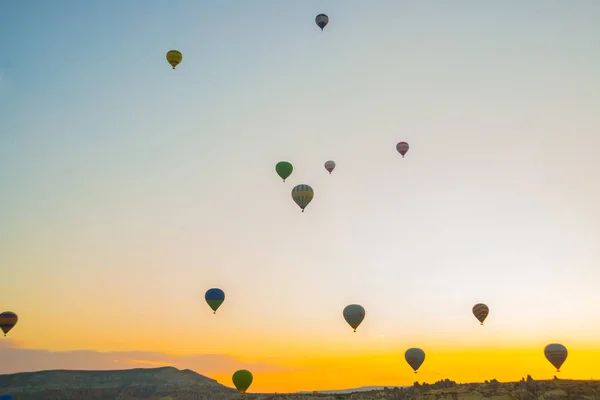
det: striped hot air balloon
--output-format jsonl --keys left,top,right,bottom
{"left": 0, "top": 312, "right": 18, "bottom": 337}
{"left": 291, "top": 184, "right": 314, "bottom": 212}
{"left": 324, "top": 160, "right": 336, "bottom": 174}
{"left": 472, "top": 303, "right": 489, "bottom": 325}
{"left": 396, "top": 141, "right": 409, "bottom": 158}
{"left": 166, "top": 50, "right": 182, "bottom": 69}
{"left": 544, "top": 344, "right": 568, "bottom": 372}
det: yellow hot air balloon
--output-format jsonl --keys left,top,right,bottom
{"left": 291, "top": 184, "right": 314, "bottom": 213}
{"left": 166, "top": 50, "right": 182, "bottom": 69}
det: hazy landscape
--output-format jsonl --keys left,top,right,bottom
{"left": 1, "top": 367, "right": 599, "bottom": 399}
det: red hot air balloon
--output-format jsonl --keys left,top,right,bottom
{"left": 324, "top": 160, "right": 336, "bottom": 174}
{"left": 396, "top": 142, "right": 409, "bottom": 158}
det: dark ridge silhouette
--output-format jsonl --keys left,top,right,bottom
{"left": 1, "top": 369, "right": 599, "bottom": 399}
{"left": 0, "top": 366, "right": 237, "bottom": 400}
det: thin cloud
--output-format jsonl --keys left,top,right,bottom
{"left": 0, "top": 340, "right": 294, "bottom": 376}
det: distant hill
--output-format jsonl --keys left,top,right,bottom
{"left": 297, "top": 385, "right": 408, "bottom": 394}
{"left": 0, "top": 366, "right": 238, "bottom": 400}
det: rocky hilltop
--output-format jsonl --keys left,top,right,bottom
{"left": 284, "top": 377, "right": 600, "bottom": 400}
{"left": 0, "top": 366, "right": 237, "bottom": 399}
{"left": 1, "top": 369, "right": 599, "bottom": 400}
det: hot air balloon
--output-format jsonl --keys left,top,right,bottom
{"left": 291, "top": 184, "right": 314, "bottom": 212}
{"left": 232, "top": 369, "right": 253, "bottom": 395}
{"left": 315, "top": 14, "right": 329, "bottom": 31}
{"left": 205, "top": 288, "right": 225, "bottom": 314}
{"left": 324, "top": 160, "right": 336, "bottom": 174}
{"left": 0, "top": 394, "right": 14, "bottom": 400}
{"left": 396, "top": 142, "right": 409, "bottom": 158}
{"left": 405, "top": 348, "right": 425, "bottom": 373}
{"left": 0, "top": 312, "right": 18, "bottom": 337}
{"left": 166, "top": 50, "right": 182, "bottom": 69}
{"left": 275, "top": 161, "right": 293, "bottom": 182}
{"left": 544, "top": 344, "right": 568, "bottom": 372}
{"left": 343, "top": 304, "right": 365, "bottom": 332}
{"left": 472, "top": 303, "right": 489, "bottom": 325}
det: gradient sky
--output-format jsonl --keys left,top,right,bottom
{"left": 2, "top": 0, "right": 600, "bottom": 393}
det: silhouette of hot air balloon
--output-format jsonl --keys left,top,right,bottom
{"left": 205, "top": 288, "right": 225, "bottom": 314}
{"left": 0, "top": 312, "right": 18, "bottom": 337}
{"left": 396, "top": 142, "right": 409, "bottom": 158}
{"left": 166, "top": 50, "right": 182, "bottom": 69}
{"left": 324, "top": 160, "right": 336, "bottom": 174}
{"left": 315, "top": 14, "right": 329, "bottom": 30}
{"left": 405, "top": 348, "right": 425, "bottom": 373}
{"left": 544, "top": 344, "right": 568, "bottom": 372}
{"left": 276, "top": 161, "right": 293, "bottom": 182}
{"left": 472, "top": 303, "right": 489, "bottom": 325}
{"left": 232, "top": 369, "right": 253, "bottom": 395}
{"left": 291, "top": 184, "right": 314, "bottom": 212}
{"left": 343, "top": 304, "right": 365, "bottom": 332}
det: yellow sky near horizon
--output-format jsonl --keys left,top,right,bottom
{"left": 3, "top": 337, "right": 599, "bottom": 392}
{"left": 3, "top": 329, "right": 599, "bottom": 392}
{"left": 216, "top": 348, "right": 600, "bottom": 392}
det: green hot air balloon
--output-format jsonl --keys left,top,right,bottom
{"left": 275, "top": 161, "right": 293, "bottom": 182}
{"left": 205, "top": 288, "right": 225, "bottom": 314}
{"left": 232, "top": 369, "right": 253, "bottom": 394}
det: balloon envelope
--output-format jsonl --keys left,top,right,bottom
{"left": 205, "top": 288, "right": 225, "bottom": 313}
{"left": 232, "top": 369, "right": 253, "bottom": 394}
{"left": 0, "top": 312, "right": 18, "bottom": 336}
{"left": 472, "top": 303, "right": 489, "bottom": 325}
{"left": 166, "top": 50, "right": 182, "bottom": 69}
{"left": 324, "top": 160, "right": 336, "bottom": 174}
{"left": 343, "top": 304, "right": 365, "bottom": 332}
{"left": 315, "top": 14, "right": 329, "bottom": 30}
{"left": 276, "top": 161, "right": 293, "bottom": 182}
{"left": 544, "top": 344, "right": 568, "bottom": 372}
{"left": 405, "top": 348, "right": 425, "bottom": 373}
{"left": 396, "top": 141, "right": 409, "bottom": 157}
{"left": 291, "top": 184, "right": 314, "bottom": 212}
{"left": 0, "top": 395, "right": 14, "bottom": 400}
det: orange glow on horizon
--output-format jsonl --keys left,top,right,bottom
{"left": 208, "top": 348, "right": 600, "bottom": 393}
